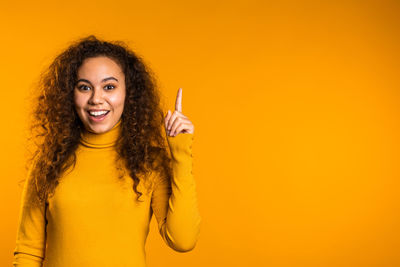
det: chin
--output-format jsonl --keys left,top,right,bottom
{"left": 84, "top": 121, "right": 112, "bottom": 134}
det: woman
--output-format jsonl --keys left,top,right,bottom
{"left": 13, "top": 35, "right": 201, "bottom": 266}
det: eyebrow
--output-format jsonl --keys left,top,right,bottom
{"left": 76, "top": 77, "right": 119, "bottom": 84}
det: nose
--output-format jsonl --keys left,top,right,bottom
{"left": 88, "top": 87, "right": 104, "bottom": 105}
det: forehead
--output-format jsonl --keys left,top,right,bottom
{"left": 77, "top": 56, "right": 124, "bottom": 79}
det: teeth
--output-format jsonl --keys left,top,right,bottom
{"left": 89, "top": 110, "right": 108, "bottom": 116}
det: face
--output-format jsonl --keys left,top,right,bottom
{"left": 74, "top": 56, "right": 126, "bottom": 134}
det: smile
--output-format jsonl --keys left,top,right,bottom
{"left": 87, "top": 110, "right": 110, "bottom": 122}
{"left": 88, "top": 110, "right": 110, "bottom": 117}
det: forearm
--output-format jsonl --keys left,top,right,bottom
{"left": 162, "top": 133, "right": 201, "bottom": 252}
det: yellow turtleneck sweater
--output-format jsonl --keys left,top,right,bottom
{"left": 13, "top": 119, "right": 201, "bottom": 267}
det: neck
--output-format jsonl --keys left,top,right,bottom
{"left": 80, "top": 119, "right": 122, "bottom": 149}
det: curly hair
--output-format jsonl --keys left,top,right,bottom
{"left": 25, "top": 35, "right": 172, "bottom": 204}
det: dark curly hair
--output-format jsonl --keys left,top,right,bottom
{"left": 25, "top": 35, "right": 172, "bottom": 204}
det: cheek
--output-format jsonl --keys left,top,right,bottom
{"left": 110, "top": 92, "right": 126, "bottom": 110}
{"left": 73, "top": 93, "right": 86, "bottom": 112}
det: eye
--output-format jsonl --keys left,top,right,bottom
{"left": 78, "top": 84, "right": 90, "bottom": 91}
{"left": 105, "top": 84, "right": 116, "bottom": 90}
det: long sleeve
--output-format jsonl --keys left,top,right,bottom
{"left": 151, "top": 133, "right": 201, "bottom": 252}
{"left": 13, "top": 162, "right": 47, "bottom": 266}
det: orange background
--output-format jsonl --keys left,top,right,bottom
{"left": 1, "top": 0, "right": 399, "bottom": 266}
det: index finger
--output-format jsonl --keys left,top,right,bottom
{"left": 175, "top": 88, "right": 182, "bottom": 112}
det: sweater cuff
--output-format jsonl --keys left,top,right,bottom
{"left": 166, "top": 133, "right": 194, "bottom": 160}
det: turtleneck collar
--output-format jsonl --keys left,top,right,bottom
{"left": 80, "top": 119, "right": 122, "bottom": 149}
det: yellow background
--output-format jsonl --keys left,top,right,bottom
{"left": 1, "top": 0, "right": 399, "bottom": 266}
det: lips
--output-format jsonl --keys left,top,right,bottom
{"left": 86, "top": 110, "right": 110, "bottom": 123}
{"left": 87, "top": 110, "right": 110, "bottom": 116}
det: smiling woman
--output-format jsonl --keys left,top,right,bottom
{"left": 73, "top": 56, "right": 126, "bottom": 134}
{"left": 13, "top": 35, "right": 201, "bottom": 267}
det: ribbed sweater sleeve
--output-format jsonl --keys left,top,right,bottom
{"left": 151, "top": 133, "right": 201, "bottom": 252}
{"left": 13, "top": 162, "right": 47, "bottom": 266}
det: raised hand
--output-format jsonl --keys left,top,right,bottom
{"left": 164, "top": 88, "right": 195, "bottom": 137}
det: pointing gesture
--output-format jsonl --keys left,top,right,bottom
{"left": 175, "top": 86, "right": 182, "bottom": 113}
{"left": 165, "top": 88, "right": 195, "bottom": 137}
